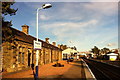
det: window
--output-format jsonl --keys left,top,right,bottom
{"left": 18, "top": 52, "right": 21, "bottom": 63}
{"left": 22, "top": 53, "right": 24, "bottom": 64}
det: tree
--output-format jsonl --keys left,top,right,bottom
{"left": 2, "top": 2, "right": 18, "bottom": 17}
{"left": 2, "top": 2, "right": 18, "bottom": 26}
{"left": 73, "top": 46, "right": 77, "bottom": 50}
{"left": 2, "top": 2, "right": 18, "bottom": 42}
{"left": 114, "top": 49, "right": 118, "bottom": 53}
{"left": 103, "top": 47, "right": 110, "bottom": 54}
{"left": 91, "top": 46, "right": 100, "bottom": 56}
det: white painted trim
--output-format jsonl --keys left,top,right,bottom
{"left": 81, "top": 59, "right": 97, "bottom": 80}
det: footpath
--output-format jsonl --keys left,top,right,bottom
{"left": 2, "top": 59, "right": 96, "bottom": 80}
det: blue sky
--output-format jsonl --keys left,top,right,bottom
{"left": 4, "top": 1, "right": 118, "bottom": 51}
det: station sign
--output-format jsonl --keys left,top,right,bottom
{"left": 34, "top": 40, "right": 42, "bottom": 50}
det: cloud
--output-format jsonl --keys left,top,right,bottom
{"left": 87, "top": 0, "right": 119, "bottom": 2}
{"left": 39, "top": 15, "right": 50, "bottom": 20}
{"left": 95, "top": 35, "right": 117, "bottom": 45}
{"left": 24, "top": 2, "right": 118, "bottom": 22}
{"left": 15, "top": 0, "right": 119, "bottom": 2}
{"left": 26, "top": 2, "right": 118, "bottom": 51}
{"left": 41, "top": 19, "right": 98, "bottom": 36}
{"left": 107, "top": 43, "right": 116, "bottom": 47}
{"left": 38, "top": 19, "right": 98, "bottom": 47}
{"left": 84, "top": 2, "right": 118, "bottom": 16}
{"left": 42, "top": 19, "right": 98, "bottom": 28}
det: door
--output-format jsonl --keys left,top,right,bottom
{"left": 28, "top": 52, "right": 31, "bottom": 67}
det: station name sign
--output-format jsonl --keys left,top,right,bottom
{"left": 34, "top": 40, "right": 42, "bottom": 50}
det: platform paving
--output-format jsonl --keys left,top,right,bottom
{"left": 2, "top": 59, "right": 96, "bottom": 80}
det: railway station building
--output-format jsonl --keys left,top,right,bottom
{"left": 2, "top": 24, "right": 63, "bottom": 72}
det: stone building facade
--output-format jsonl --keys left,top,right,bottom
{"left": 2, "top": 25, "right": 62, "bottom": 72}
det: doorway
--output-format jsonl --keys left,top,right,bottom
{"left": 28, "top": 52, "right": 31, "bottom": 67}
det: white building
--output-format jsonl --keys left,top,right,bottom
{"left": 107, "top": 53, "right": 118, "bottom": 61}
{"left": 62, "top": 48, "right": 78, "bottom": 60}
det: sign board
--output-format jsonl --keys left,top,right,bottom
{"left": 34, "top": 40, "right": 42, "bottom": 50}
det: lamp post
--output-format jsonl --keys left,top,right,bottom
{"left": 35, "top": 3, "right": 52, "bottom": 79}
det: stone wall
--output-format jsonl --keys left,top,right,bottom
{"left": 2, "top": 40, "right": 34, "bottom": 72}
{"left": 2, "top": 40, "right": 62, "bottom": 72}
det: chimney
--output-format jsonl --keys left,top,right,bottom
{"left": 45, "top": 38, "right": 49, "bottom": 43}
{"left": 60, "top": 45, "right": 64, "bottom": 50}
{"left": 22, "top": 25, "right": 29, "bottom": 34}
{"left": 52, "top": 42, "right": 56, "bottom": 46}
{"left": 58, "top": 44, "right": 60, "bottom": 48}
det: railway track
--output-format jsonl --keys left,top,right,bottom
{"left": 83, "top": 58, "right": 120, "bottom": 80}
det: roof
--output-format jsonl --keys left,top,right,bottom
{"left": 62, "top": 48, "right": 78, "bottom": 54}
{"left": 2, "top": 26, "right": 62, "bottom": 50}
{"left": 107, "top": 53, "right": 118, "bottom": 56}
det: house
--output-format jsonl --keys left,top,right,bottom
{"left": 2, "top": 24, "right": 62, "bottom": 72}
{"left": 62, "top": 48, "right": 78, "bottom": 60}
{"left": 107, "top": 53, "right": 119, "bottom": 61}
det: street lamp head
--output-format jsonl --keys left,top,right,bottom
{"left": 42, "top": 4, "right": 52, "bottom": 9}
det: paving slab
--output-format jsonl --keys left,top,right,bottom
{"left": 2, "top": 59, "right": 96, "bottom": 80}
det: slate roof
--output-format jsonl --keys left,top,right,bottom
{"left": 2, "top": 26, "right": 62, "bottom": 50}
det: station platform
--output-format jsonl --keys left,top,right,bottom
{"left": 2, "top": 59, "right": 96, "bottom": 80}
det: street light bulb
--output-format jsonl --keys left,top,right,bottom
{"left": 42, "top": 3, "right": 52, "bottom": 9}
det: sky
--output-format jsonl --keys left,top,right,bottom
{"left": 4, "top": 1, "right": 119, "bottom": 51}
